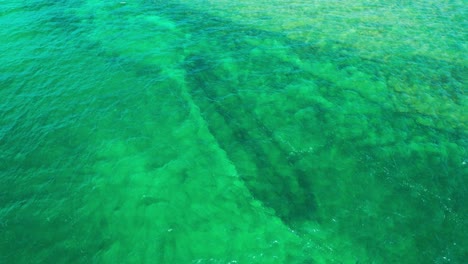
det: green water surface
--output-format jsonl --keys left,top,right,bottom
{"left": 0, "top": 0, "right": 467, "bottom": 263}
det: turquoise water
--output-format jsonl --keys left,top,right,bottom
{"left": 0, "top": 0, "right": 466, "bottom": 263}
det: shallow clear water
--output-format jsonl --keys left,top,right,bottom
{"left": 0, "top": 1, "right": 466, "bottom": 263}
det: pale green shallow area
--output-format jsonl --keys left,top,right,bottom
{"left": 0, "top": 0, "right": 466, "bottom": 263}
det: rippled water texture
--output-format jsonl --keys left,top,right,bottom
{"left": 1, "top": 1, "right": 467, "bottom": 263}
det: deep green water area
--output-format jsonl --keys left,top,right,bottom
{"left": 1, "top": 0, "right": 467, "bottom": 263}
